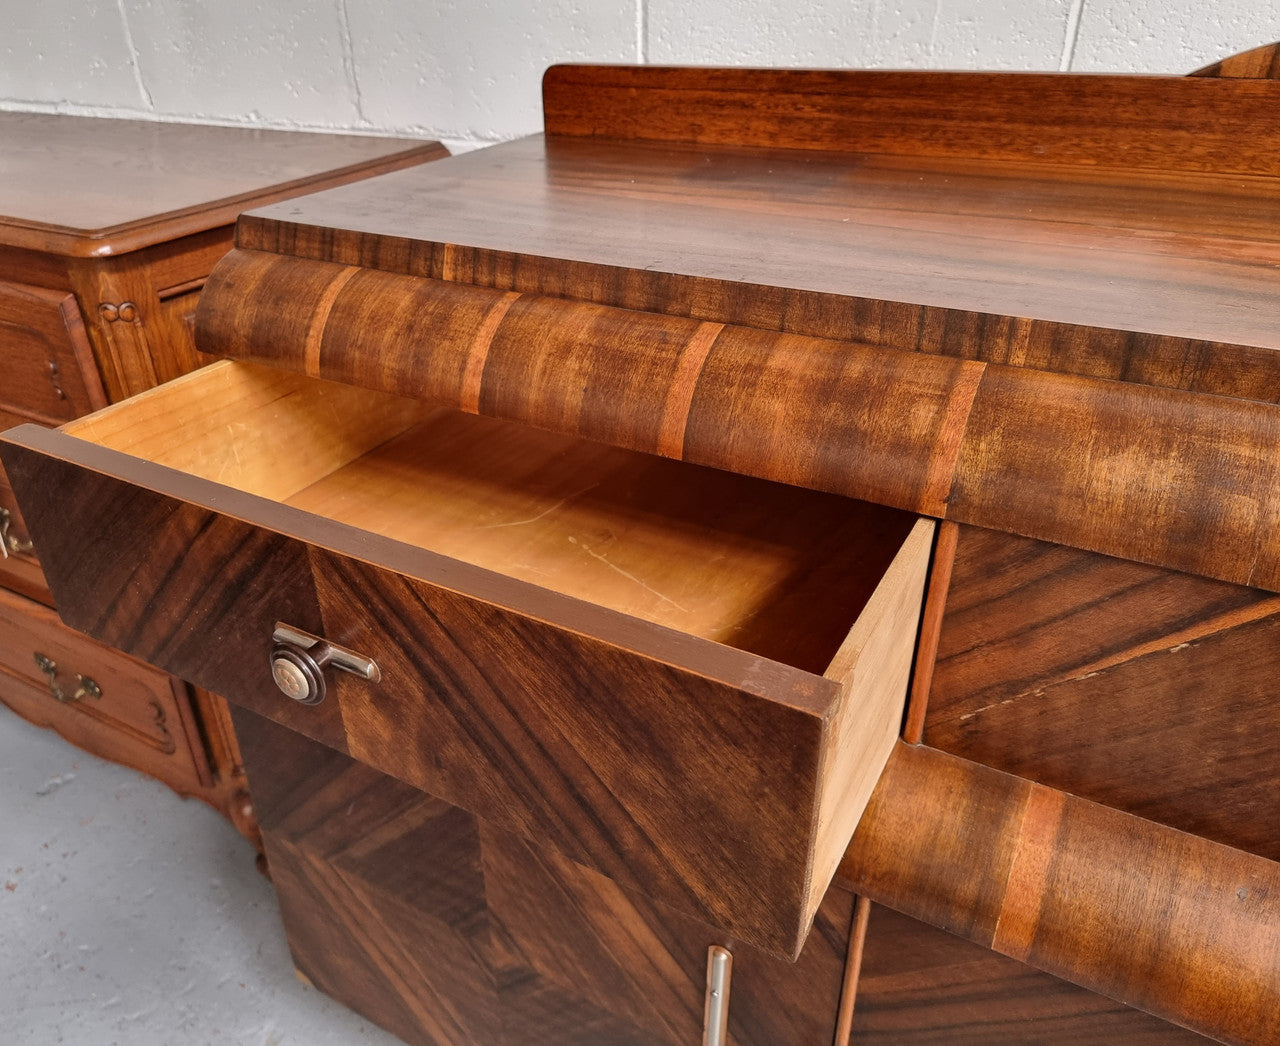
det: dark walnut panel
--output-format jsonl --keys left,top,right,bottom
{"left": 306, "top": 545, "right": 835, "bottom": 957}
{"left": 235, "top": 709, "right": 855, "bottom": 1046}
{"left": 839, "top": 743, "right": 1280, "bottom": 1046}
{"left": 926, "top": 525, "right": 1280, "bottom": 860}
{"left": 852, "top": 906, "right": 1214, "bottom": 1045}
{"left": 0, "top": 437, "right": 340, "bottom": 751}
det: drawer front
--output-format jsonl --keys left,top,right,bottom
{"left": 0, "top": 584, "right": 212, "bottom": 798}
{"left": 0, "top": 424, "right": 925, "bottom": 958}
{"left": 0, "top": 279, "right": 105, "bottom": 422}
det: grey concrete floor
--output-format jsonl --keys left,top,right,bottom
{"left": 0, "top": 705, "right": 406, "bottom": 1046}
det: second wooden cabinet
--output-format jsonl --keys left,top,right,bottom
{"left": 0, "top": 112, "right": 446, "bottom": 841}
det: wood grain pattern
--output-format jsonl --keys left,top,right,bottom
{"left": 0, "top": 434, "right": 341, "bottom": 752}
{"left": 64, "top": 359, "right": 433, "bottom": 502}
{"left": 542, "top": 65, "right": 1280, "bottom": 177}
{"left": 0, "top": 278, "right": 106, "bottom": 422}
{"left": 63, "top": 360, "right": 919, "bottom": 669}
{"left": 201, "top": 252, "right": 1280, "bottom": 593}
{"left": 235, "top": 134, "right": 1280, "bottom": 390}
{"left": 0, "top": 403, "right": 927, "bottom": 957}
{"left": 1192, "top": 41, "right": 1280, "bottom": 78}
{"left": 0, "top": 112, "right": 446, "bottom": 256}
{"left": 852, "top": 906, "right": 1214, "bottom": 1044}
{"left": 235, "top": 708, "right": 855, "bottom": 1046}
{"left": 0, "top": 115, "right": 449, "bottom": 858}
{"left": 925, "top": 524, "right": 1280, "bottom": 861}
{"left": 812, "top": 521, "right": 932, "bottom": 916}
{"left": 839, "top": 743, "right": 1280, "bottom": 1046}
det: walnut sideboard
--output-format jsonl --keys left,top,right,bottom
{"left": 6, "top": 45, "right": 1280, "bottom": 1046}
{"left": 0, "top": 114, "right": 445, "bottom": 841}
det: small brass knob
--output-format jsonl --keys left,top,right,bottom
{"left": 269, "top": 640, "right": 335, "bottom": 705}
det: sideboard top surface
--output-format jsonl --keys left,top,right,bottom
{"left": 240, "top": 132, "right": 1280, "bottom": 353}
{"left": 0, "top": 112, "right": 445, "bottom": 257}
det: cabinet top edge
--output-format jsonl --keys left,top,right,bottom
{"left": 0, "top": 112, "right": 446, "bottom": 257}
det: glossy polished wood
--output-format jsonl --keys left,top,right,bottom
{"left": 202, "top": 249, "right": 1280, "bottom": 593}
{"left": 0, "top": 112, "right": 446, "bottom": 256}
{"left": 12, "top": 48, "right": 1280, "bottom": 1045}
{"left": 839, "top": 743, "right": 1280, "bottom": 1046}
{"left": 236, "top": 709, "right": 856, "bottom": 1046}
{"left": 1192, "top": 41, "right": 1280, "bottom": 78}
{"left": 236, "top": 137, "right": 1280, "bottom": 397}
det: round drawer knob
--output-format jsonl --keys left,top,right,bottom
{"left": 269, "top": 640, "right": 335, "bottom": 706}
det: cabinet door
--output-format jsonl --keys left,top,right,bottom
{"left": 235, "top": 708, "right": 857, "bottom": 1046}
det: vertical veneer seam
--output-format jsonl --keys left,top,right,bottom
{"left": 925, "top": 360, "right": 986, "bottom": 519}
{"left": 901, "top": 520, "right": 960, "bottom": 744}
{"left": 656, "top": 321, "right": 723, "bottom": 458}
{"left": 303, "top": 264, "right": 361, "bottom": 376}
{"left": 989, "top": 784, "right": 1067, "bottom": 962}
{"left": 461, "top": 291, "right": 523, "bottom": 413}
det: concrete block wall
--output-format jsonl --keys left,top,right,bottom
{"left": 2, "top": 3, "right": 1277, "bottom": 151}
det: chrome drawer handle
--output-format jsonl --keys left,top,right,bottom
{"left": 703, "top": 946, "right": 732, "bottom": 1046}
{"left": 270, "top": 623, "right": 379, "bottom": 707}
{"left": 33, "top": 653, "right": 102, "bottom": 704}
{"left": 0, "top": 508, "right": 34, "bottom": 558}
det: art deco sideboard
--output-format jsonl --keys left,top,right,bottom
{"left": 5, "top": 44, "right": 1280, "bottom": 1046}
{"left": 0, "top": 115, "right": 445, "bottom": 840}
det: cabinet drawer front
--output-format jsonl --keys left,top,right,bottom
{"left": 0, "top": 362, "right": 931, "bottom": 957}
{"left": 0, "top": 280, "right": 105, "bottom": 422}
{"left": 0, "top": 585, "right": 210, "bottom": 797}
{"left": 310, "top": 548, "right": 826, "bottom": 954}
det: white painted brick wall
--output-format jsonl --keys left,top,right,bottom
{"left": 2, "top": 2, "right": 1277, "bottom": 151}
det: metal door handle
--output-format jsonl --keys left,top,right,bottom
{"left": 269, "top": 623, "right": 379, "bottom": 706}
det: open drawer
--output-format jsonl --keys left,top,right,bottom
{"left": 0, "top": 359, "right": 933, "bottom": 958}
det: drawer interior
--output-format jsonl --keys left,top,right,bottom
{"left": 63, "top": 359, "right": 920, "bottom": 674}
